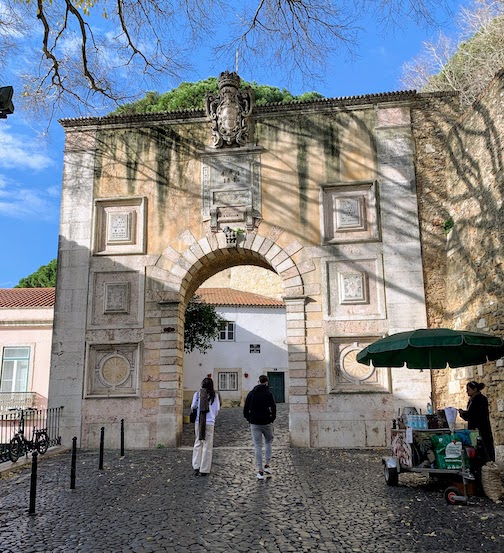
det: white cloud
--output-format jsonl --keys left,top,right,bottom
{"left": 0, "top": 126, "right": 54, "bottom": 170}
{"left": 0, "top": 141, "right": 60, "bottom": 223}
{"left": 0, "top": 179, "right": 60, "bottom": 222}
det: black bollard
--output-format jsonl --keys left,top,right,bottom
{"left": 29, "top": 451, "right": 38, "bottom": 515}
{"left": 70, "top": 437, "right": 77, "bottom": 489}
{"left": 120, "top": 419, "right": 125, "bottom": 457}
{"left": 99, "top": 426, "right": 105, "bottom": 470}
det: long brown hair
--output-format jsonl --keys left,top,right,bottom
{"left": 201, "top": 377, "right": 216, "bottom": 404}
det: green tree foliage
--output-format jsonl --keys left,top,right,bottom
{"left": 111, "top": 78, "right": 324, "bottom": 116}
{"left": 15, "top": 259, "right": 57, "bottom": 288}
{"left": 184, "top": 295, "right": 227, "bottom": 354}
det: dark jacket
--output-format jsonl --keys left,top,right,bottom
{"left": 243, "top": 384, "right": 276, "bottom": 425}
{"left": 459, "top": 392, "right": 495, "bottom": 461}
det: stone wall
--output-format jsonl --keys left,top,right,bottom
{"left": 416, "top": 71, "right": 504, "bottom": 459}
{"left": 51, "top": 89, "right": 433, "bottom": 449}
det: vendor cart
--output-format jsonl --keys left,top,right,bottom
{"left": 356, "top": 328, "right": 504, "bottom": 504}
{"left": 383, "top": 421, "right": 479, "bottom": 505}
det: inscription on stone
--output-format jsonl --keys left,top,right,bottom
{"left": 201, "top": 152, "right": 262, "bottom": 229}
{"left": 107, "top": 212, "right": 131, "bottom": 242}
{"left": 213, "top": 190, "right": 250, "bottom": 206}
{"left": 336, "top": 197, "right": 364, "bottom": 230}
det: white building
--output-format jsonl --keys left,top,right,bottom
{"left": 184, "top": 288, "right": 287, "bottom": 406}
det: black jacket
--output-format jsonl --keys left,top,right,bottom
{"left": 243, "top": 384, "right": 276, "bottom": 425}
{"left": 459, "top": 392, "right": 495, "bottom": 461}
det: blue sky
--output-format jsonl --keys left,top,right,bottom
{"left": 0, "top": 1, "right": 464, "bottom": 287}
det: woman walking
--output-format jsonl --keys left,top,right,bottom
{"left": 191, "top": 377, "right": 220, "bottom": 476}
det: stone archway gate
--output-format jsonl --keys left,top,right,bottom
{"left": 49, "top": 72, "right": 434, "bottom": 449}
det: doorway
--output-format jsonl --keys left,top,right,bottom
{"left": 267, "top": 371, "right": 285, "bottom": 403}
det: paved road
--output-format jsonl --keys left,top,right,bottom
{"left": 1, "top": 405, "right": 504, "bottom": 553}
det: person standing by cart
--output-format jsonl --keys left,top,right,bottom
{"left": 458, "top": 380, "right": 495, "bottom": 462}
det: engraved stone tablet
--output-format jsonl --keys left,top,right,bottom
{"left": 104, "top": 282, "right": 130, "bottom": 313}
{"left": 107, "top": 212, "right": 131, "bottom": 242}
{"left": 335, "top": 197, "right": 365, "bottom": 230}
{"left": 339, "top": 272, "right": 368, "bottom": 304}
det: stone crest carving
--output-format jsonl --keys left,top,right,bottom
{"left": 205, "top": 72, "right": 254, "bottom": 148}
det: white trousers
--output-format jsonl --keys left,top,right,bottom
{"left": 192, "top": 424, "right": 215, "bottom": 474}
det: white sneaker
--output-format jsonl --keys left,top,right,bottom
{"left": 256, "top": 472, "right": 265, "bottom": 480}
{"left": 264, "top": 466, "right": 272, "bottom": 477}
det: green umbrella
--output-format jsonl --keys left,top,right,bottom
{"left": 356, "top": 328, "right": 504, "bottom": 370}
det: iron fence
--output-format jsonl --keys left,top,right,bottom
{"left": 0, "top": 407, "right": 62, "bottom": 464}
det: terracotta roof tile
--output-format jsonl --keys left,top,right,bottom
{"left": 0, "top": 287, "right": 280, "bottom": 309}
{"left": 0, "top": 288, "right": 56, "bottom": 308}
{"left": 195, "top": 288, "right": 283, "bottom": 308}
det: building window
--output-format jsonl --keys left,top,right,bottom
{"left": 219, "top": 322, "right": 235, "bottom": 341}
{"left": 0, "top": 347, "right": 30, "bottom": 393}
{"left": 218, "top": 372, "right": 238, "bottom": 391}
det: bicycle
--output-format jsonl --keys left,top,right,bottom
{"left": 8, "top": 408, "right": 49, "bottom": 462}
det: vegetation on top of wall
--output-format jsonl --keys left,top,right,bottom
{"left": 402, "top": 2, "right": 504, "bottom": 107}
{"left": 110, "top": 78, "right": 324, "bottom": 116}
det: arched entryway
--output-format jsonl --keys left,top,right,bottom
{"left": 147, "top": 229, "right": 315, "bottom": 447}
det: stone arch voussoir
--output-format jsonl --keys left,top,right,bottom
{"left": 154, "top": 229, "right": 314, "bottom": 302}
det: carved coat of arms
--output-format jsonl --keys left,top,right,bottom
{"left": 205, "top": 72, "right": 254, "bottom": 148}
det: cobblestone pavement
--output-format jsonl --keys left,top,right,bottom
{"left": 1, "top": 405, "right": 504, "bottom": 553}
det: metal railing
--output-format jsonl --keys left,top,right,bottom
{"left": 0, "top": 407, "right": 62, "bottom": 464}
{"left": 0, "top": 392, "right": 47, "bottom": 412}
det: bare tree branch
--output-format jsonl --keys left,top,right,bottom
{"left": 0, "top": 0, "right": 454, "bottom": 120}
{"left": 401, "top": 0, "right": 504, "bottom": 106}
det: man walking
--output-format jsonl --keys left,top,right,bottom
{"left": 243, "top": 374, "right": 276, "bottom": 479}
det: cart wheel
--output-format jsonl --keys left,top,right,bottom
{"left": 384, "top": 464, "right": 399, "bottom": 486}
{"left": 444, "top": 486, "right": 466, "bottom": 505}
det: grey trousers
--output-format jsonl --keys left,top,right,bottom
{"left": 250, "top": 423, "right": 274, "bottom": 471}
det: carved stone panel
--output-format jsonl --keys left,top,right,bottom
{"left": 89, "top": 271, "right": 144, "bottom": 328}
{"left": 201, "top": 151, "right": 262, "bottom": 231}
{"left": 86, "top": 343, "right": 140, "bottom": 397}
{"left": 94, "top": 197, "right": 146, "bottom": 255}
{"left": 321, "top": 182, "right": 379, "bottom": 243}
{"left": 325, "top": 256, "right": 386, "bottom": 320}
{"left": 330, "top": 337, "right": 390, "bottom": 393}
{"left": 205, "top": 71, "right": 254, "bottom": 148}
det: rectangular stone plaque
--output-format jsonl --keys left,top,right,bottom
{"left": 339, "top": 272, "right": 368, "bottom": 304}
{"left": 208, "top": 157, "right": 250, "bottom": 190}
{"left": 335, "top": 197, "right": 365, "bottom": 231}
{"left": 107, "top": 212, "right": 132, "bottom": 242}
{"left": 213, "top": 190, "right": 250, "bottom": 206}
{"left": 104, "top": 282, "right": 130, "bottom": 313}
